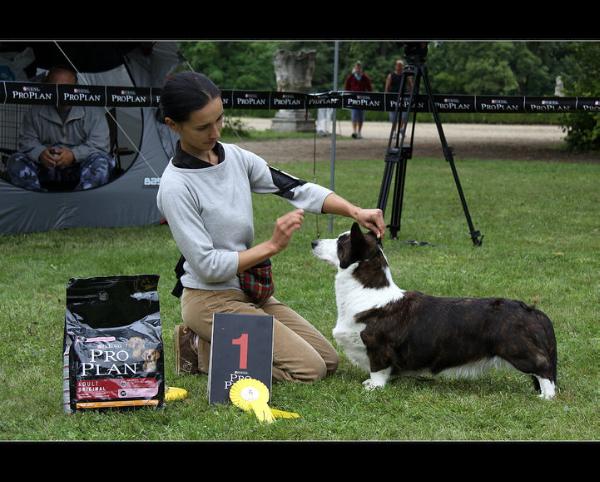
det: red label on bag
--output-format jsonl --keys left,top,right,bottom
{"left": 76, "top": 378, "right": 159, "bottom": 400}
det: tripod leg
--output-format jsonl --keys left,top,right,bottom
{"left": 388, "top": 156, "right": 407, "bottom": 239}
{"left": 377, "top": 82, "right": 404, "bottom": 221}
{"left": 378, "top": 66, "right": 418, "bottom": 240}
{"left": 446, "top": 150, "right": 483, "bottom": 246}
{"left": 388, "top": 69, "right": 420, "bottom": 240}
{"left": 420, "top": 65, "right": 483, "bottom": 246}
{"left": 377, "top": 158, "right": 395, "bottom": 213}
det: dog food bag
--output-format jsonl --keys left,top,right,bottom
{"left": 63, "top": 275, "right": 165, "bottom": 413}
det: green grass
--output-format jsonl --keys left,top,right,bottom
{"left": 1, "top": 156, "right": 599, "bottom": 440}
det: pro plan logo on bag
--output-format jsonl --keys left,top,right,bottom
{"left": 63, "top": 275, "right": 165, "bottom": 413}
{"left": 76, "top": 335, "right": 159, "bottom": 376}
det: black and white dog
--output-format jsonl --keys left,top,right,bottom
{"left": 311, "top": 223, "right": 557, "bottom": 399}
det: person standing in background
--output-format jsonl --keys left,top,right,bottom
{"left": 344, "top": 61, "right": 372, "bottom": 139}
{"left": 385, "top": 59, "right": 413, "bottom": 132}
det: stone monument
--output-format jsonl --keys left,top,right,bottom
{"left": 554, "top": 75, "right": 564, "bottom": 97}
{"left": 271, "top": 49, "right": 316, "bottom": 132}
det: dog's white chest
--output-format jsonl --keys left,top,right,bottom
{"left": 332, "top": 265, "right": 405, "bottom": 374}
{"left": 333, "top": 325, "right": 370, "bottom": 373}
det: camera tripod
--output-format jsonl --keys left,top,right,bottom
{"left": 376, "top": 58, "right": 483, "bottom": 246}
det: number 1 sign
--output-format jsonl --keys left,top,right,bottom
{"left": 208, "top": 313, "right": 274, "bottom": 405}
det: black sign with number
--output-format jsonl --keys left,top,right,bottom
{"left": 208, "top": 313, "right": 274, "bottom": 405}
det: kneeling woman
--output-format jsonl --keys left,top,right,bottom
{"left": 157, "top": 72, "right": 385, "bottom": 383}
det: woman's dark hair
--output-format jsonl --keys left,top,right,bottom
{"left": 160, "top": 71, "right": 221, "bottom": 123}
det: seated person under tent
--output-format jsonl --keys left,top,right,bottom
{"left": 6, "top": 65, "right": 115, "bottom": 191}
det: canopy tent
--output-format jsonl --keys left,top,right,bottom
{"left": 0, "top": 41, "right": 182, "bottom": 234}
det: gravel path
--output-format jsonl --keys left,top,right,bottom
{"left": 233, "top": 118, "right": 600, "bottom": 164}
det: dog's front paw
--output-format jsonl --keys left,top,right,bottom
{"left": 362, "top": 378, "right": 385, "bottom": 391}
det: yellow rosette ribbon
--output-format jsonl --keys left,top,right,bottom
{"left": 229, "top": 378, "right": 300, "bottom": 423}
{"left": 165, "top": 386, "right": 189, "bottom": 402}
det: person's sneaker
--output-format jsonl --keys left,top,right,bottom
{"left": 357, "top": 132, "right": 363, "bottom": 139}
{"left": 351, "top": 132, "right": 357, "bottom": 139}
{"left": 174, "top": 324, "right": 199, "bottom": 375}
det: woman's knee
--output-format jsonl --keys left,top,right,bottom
{"left": 180, "top": 290, "right": 215, "bottom": 340}
{"left": 325, "top": 351, "right": 339, "bottom": 376}
{"left": 275, "top": 356, "right": 328, "bottom": 383}
{"left": 307, "top": 356, "right": 329, "bottom": 381}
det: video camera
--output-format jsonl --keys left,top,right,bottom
{"left": 402, "top": 42, "right": 429, "bottom": 65}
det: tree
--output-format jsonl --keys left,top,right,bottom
{"left": 428, "top": 42, "right": 518, "bottom": 95}
{"left": 560, "top": 42, "right": 600, "bottom": 151}
{"left": 179, "top": 41, "right": 279, "bottom": 90}
{"left": 426, "top": 41, "right": 574, "bottom": 96}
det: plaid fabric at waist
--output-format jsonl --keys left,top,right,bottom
{"left": 171, "top": 255, "right": 275, "bottom": 305}
{"left": 238, "top": 258, "right": 275, "bottom": 305}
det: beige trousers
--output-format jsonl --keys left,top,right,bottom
{"left": 181, "top": 288, "right": 338, "bottom": 382}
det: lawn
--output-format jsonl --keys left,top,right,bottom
{"left": 0, "top": 155, "right": 598, "bottom": 440}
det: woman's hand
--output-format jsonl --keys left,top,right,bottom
{"left": 321, "top": 193, "right": 386, "bottom": 239}
{"left": 237, "top": 209, "right": 305, "bottom": 273}
{"left": 354, "top": 208, "right": 386, "bottom": 239}
{"left": 269, "top": 209, "right": 305, "bottom": 253}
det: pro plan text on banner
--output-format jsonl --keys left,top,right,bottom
{"left": 2, "top": 80, "right": 599, "bottom": 113}
{"left": 4, "top": 81, "right": 56, "bottom": 105}
{"left": 208, "top": 313, "right": 274, "bottom": 405}
{"left": 58, "top": 84, "right": 106, "bottom": 106}
{"left": 63, "top": 275, "right": 165, "bottom": 413}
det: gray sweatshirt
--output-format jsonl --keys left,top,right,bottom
{"left": 156, "top": 142, "right": 332, "bottom": 291}
{"left": 17, "top": 104, "right": 110, "bottom": 163}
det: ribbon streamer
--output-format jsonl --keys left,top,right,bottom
{"left": 229, "top": 378, "right": 300, "bottom": 423}
{"left": 165, "top": 386, "right": 189, "bottom": 402}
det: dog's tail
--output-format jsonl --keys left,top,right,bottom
{"left": 525, "top": 306, "right": 557, "bottom": 391}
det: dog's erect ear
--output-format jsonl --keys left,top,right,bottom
{"left": 339, "top": 223, "right": 366, "bottom": 269}
{"left": 351, "top": 222, "right": 365, "bottom": 242}
{"left": 350, "top": 222, "right": 368, "bottom": 255}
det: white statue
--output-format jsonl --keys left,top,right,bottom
{"left": 554, "top": 76, "right": 564, "bottom": 97}
{"left": 271, "top": 50, "right": 316, "bottom": 132}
